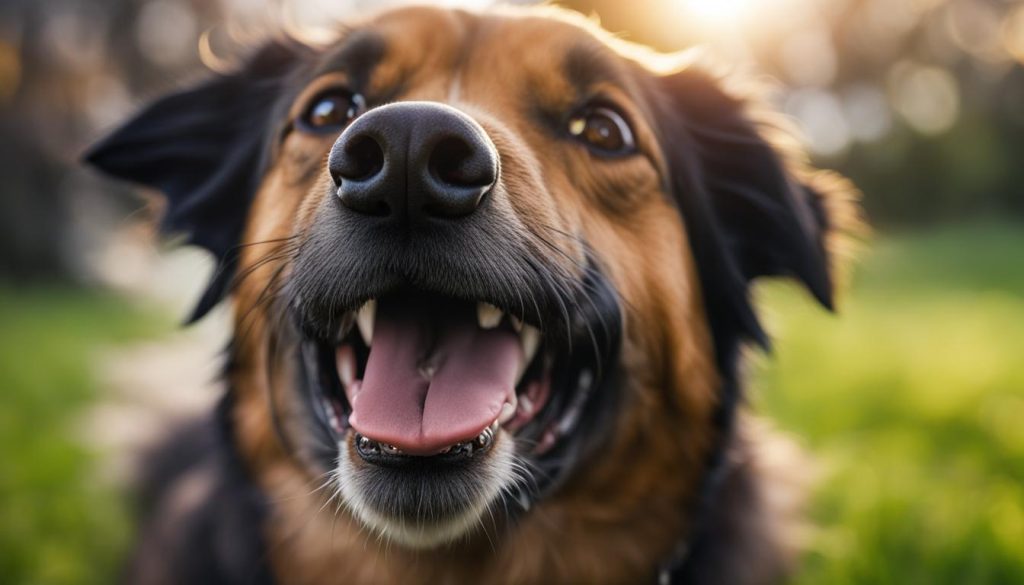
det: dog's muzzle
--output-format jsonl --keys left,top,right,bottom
{"left": 320, "top": 102, "right": 524, "bottom": 462}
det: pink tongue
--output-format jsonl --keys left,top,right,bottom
{"left": 348, "top": 297, "right": 521, "bottom": 455}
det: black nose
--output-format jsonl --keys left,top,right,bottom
{"left": 329, "top": 102, "right": 498, "bottom": 223}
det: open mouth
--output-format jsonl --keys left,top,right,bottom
{"left": 305, "top": 290, "right": 573, "bottom": 459}
{"left": 292, "top": 260, "right": 622, "bottom": 542}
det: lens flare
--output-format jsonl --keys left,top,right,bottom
{"left": 678, "top": 0, "right": 752, "bottom": 27}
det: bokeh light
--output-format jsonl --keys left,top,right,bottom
{"left": 136, "top": 0, "right": 198, "bottom": 67}
{"left": 889, "top": 61, "right": 960, "bottom": 135}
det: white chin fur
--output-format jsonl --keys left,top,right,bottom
{"left": 335, "top": 436, "right": 515, "bottom": 548}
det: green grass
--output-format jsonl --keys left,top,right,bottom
{"left": 1, "top": 222, "right": 1022, "bottom": 584}
{"left": 0, "top": 289, "right": 168, "bottom": 585}
{"left": 752, "top": 222, "right": 1024, "bottom": 584}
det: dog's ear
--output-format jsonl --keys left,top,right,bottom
{"left": 651, "top": 64, "right": 859, "bottom": 358}
{"left": 85, "top": 40, "right": 309, "bottom": 321}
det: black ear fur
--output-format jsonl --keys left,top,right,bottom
{"left": 652, "top": 65, "right": 841, "bottom": 363}
{"left": 85, "top": 41, "right": 308, "bottom": 322}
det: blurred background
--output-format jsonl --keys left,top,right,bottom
{"left": 1, "top": 0, "right": 1022, "bottom": 583}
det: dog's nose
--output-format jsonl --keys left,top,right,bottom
{"left": 329, "top": 102, "right": 498, "bottom": 222}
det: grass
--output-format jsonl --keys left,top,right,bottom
{"left": 0, "top": 290, "right": 168, "bottom": 585}
{"left": 752, "top": 222, "right": 1024, "bottom": 584}
{"left": 1, "top": 222, "right": 1022, "bottom": 584}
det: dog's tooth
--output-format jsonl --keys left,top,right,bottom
{"left": 518, "top": 395, "right": 534, "bottom": 416}
{"left": 477, "top": 302, "right": 503, "bottom": 329}
{"left": 336, "top": 345, "right": 355, "bottom": 388}
{"left": 510, "top": 315, "right": 524, "bottom": 333}
{"left": 356, "top": 300, "right": 376, "bottom": 345}
{"left": 519, "top": 324, "right": 541, "bottom": 364}
{"left": 475, "top": 425, "right": 495, "bottom": 449}
{"left": 498, "top": 395, "right": 518, "bottom": 425}
{"left": 357, "top": 435, "right": 379, "bottom": 454}
{"left": 322, "top": 397, "right": 340, "bottom": 433}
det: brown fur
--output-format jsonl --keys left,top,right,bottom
{"left": 225, "top": 9, "right": 722, "bottom": 583}
{"left": 94, "top": 5, "right": 862, "bottom": 584}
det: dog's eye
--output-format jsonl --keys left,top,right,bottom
{"left": 567, "top": 106, "right": 635, "bottom": 155}
{"left": 300, "top": 89, "right": 365, "bottom": 132}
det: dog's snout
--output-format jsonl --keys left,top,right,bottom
{"left": 329, "top": 102, "right": 498, "bottom": 222}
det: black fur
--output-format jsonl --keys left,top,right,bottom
{"left": 647, "top": 67, "right": 834, "bottom": 582}
{"left": 527, "top": 259, "right": 623, "bottom": 498}
{"left": 649, "top": 67, "right": 833, "bottom": 362}
{"left": 84, "top": 41, "right": 309, "bottom": 322}
{"left": 122, "top": 397, "right": 272, "bottom": 585}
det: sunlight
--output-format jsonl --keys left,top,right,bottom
{"left": 678, "top": 0, "right": 754, "bottom": 28}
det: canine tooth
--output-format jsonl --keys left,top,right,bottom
{"left": 337, "top": 346, "right": 355, "bottom": 388}
{"left": 519, "top": 325, "right": 541, "bottom": 364}
{"left": 356, "top": 300, "right": 376, "bottom": 345}
{"left": 510, "top": 315, "right": 523, "bottom": 333}
{"left": 477, "top": 302, "right": 503, "bottom": 329}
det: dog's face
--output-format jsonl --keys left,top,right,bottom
{"left": 88, "top": 4, "right": 852, "bottom": 568}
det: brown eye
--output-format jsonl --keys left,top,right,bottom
{"left": 300, "top": 90, "right": 365, "bottom": 132}
{"left": 567, "top": 106, "right": 635, "bottom": 155}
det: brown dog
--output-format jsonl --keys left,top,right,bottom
{"left": 86, "top": 5, "right": 859, "bottom": 584}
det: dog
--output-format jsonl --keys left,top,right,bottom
{"left": 86, "top": 5, "right": 860, "bottom": 584}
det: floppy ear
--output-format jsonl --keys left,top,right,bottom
{"left": 85, "top": 41, "right": 308, "bottom": 322}
{"left": 651, "top": 64, "right": 860, "bottom": 360}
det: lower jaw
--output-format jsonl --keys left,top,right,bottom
{"left": 336, "top": 435, "right": 518, "bottom": 548}
{"left": 294, "top": 288, "right": 618, "bottom": 521}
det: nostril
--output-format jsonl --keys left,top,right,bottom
{"left": 331, "top": 134, "right": 385, "bottom": 187}
{"left": 345, "top": 135, "right": 385, "bottom": 180}
{"left": 428, "top": 136, "right": 495, "bottom": 189}
{"left": 332, "top": 131, "right": 393, "bottom": 217}
{"left": 328, "top": 103, "right": 499, "bottom": 223}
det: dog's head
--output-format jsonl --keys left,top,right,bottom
{"left": 87, "top": 4, "right": 856, "bottom": 563}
